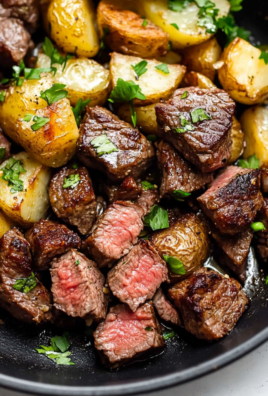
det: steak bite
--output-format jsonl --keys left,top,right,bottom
{"left": 25, "top": 219, "right": 81, "bottom": 271}
{"left": 0, "top": 228, "right": 51, "bottom": 324}
{"left": 108, "top": 240, "right": 168, "bottom": 312}
{"left": 155, "top": 87, "right": 235, "bottom": 173}
{"left": 256, "top": 198, "right": 268, "bottom": 262}
{"left": 77, "top": 106, "right": 155, "bottom": 182}
{"left": 198, "top": 166, "right": 263, "bottom": 235}
{"left": 103, "top": 176, "right": 142, "bottom": 203}
{"left": 82, "top": 201, "right": 144, "bottom": 268}
{"left": 153, "top": 288, "right": 181, "bottom": 326}
{"left": 94, "top": 303, "right": 164, "bottom": 368}
{"left": 135, "top": 186, "right": 159, "bottom": 216}
{"left": 51, "top": 250, "right": 107, "bottom": 321}
{"left": 156, "top": 140, "right": 213, "bottom": 199}
{"left": 212, "top": 227, "right": 253, "bottom": 282}
{"left": 0, "top": 130, "right": 11, "bottom": 163}
{"left": 49, "top": 165, "right": 97, "bottom": 235}
{"left": 169, "top": 267, "right": 248, "bottom": 341}
{"left": 1, "top": 0, "right": 39, "bottom": 32}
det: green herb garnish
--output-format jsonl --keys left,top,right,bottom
{"left": 144, "top": 205, "right": 169, "bottom": 231}
{"left": 13, "top": 272, "right": 37, "bottom": 293}
{"left": 145, "top": 326, "right": 153, "bottom": 331}
{"left": 131, "top": 60, "right": 148, "bottom": 80}
{"left": 237, "top": 154, "right": 260, "bottom": 170}
{"left": 229, "top": 0, "right": 243, "bottom": 12}
{"left": 191, "top": 108, "right": 212, "bottom": 123}
{"left": 163, "top": 255, "right": 186, "bottom": 275}
{"left": 265, "top": 276, "right": 268, "bottom": 286}
{"left": 174, "top": 115, "right": 195, "bottom": 133}
{"left": 12, "top": 60, "right": 25, "bottom": 86}
{"left": 155, "top": 63, "right": 169, "bottom": 74}
{"left": 0, "top": 147, "right": 5, "bottom": 160}
{"left": 40, "top": 83, "right": 68, "bottom": 105}
{"left": 251, "top": 222, "right": 266, "bottom": 232}
{"left": 1, "top": 157, "right": 26, "bottom": 194}
{"left": 72, "top": 98, "right": 92, "bottom": 126}
{"left": 63, "top": 174, "right": 80, "bottom": 189}
{"left": 142, "top": 19, "right": 148, "bottom": 27}
{"left": 168, "top": 0, "right": 191, "bottom": 12}
{"left": 75, "top": 260, "right": 80, "bottom": 265}
{"left": 163, "top": 330, "right": 175, "bottom": 340}
{"left": 259, "top": 51, "right": 268, "bottom": 65}
{"left": 173, "top": 189, "right": 191, "bottom": 201}
{"left": 0, "top": 91, "right": 5, "bottom": 102}
{"left": 43, "top": 37, "right": 73, "bottom": 71}
{"left": 36, "top": 332, "right": 74, "bottom": 365}
{"left": 23, "top": 114, "right": 50, "bottom": 131}
{"left": 24, "top": 67, "right": 56, "bottom": 80}
{"left": 91, "top": 134, "right": 119, "bottom": 156}
{"left": 141, "top": 181, "right": 157, "bottom": 190}
{"left": 181, "top": 91, "right": 188, "bottom": 99}
{"left": 170, "top": 23, "right": 179, "bottom": 30}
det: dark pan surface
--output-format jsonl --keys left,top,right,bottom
{"left": 1, "top": 1, "right": 268, "bottom": 395}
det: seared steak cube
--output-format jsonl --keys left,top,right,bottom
{"left": 135, "top": 187, "right": 159, "bottom": 216}
{"left": 82, "top": 201, "right": 144, "bottom": 268}
{"left": 108, "top": 240, "right": 168, "bottom": 311}
{"left": 51, "top": 250, "right": 107, "bottom": 321}
{"left": 94, "top": 303, "right": 164, "bottom": 368}
{"left": 0, "top": 130, "right": 11, "bottom": 163}
{"left": 77, "top": 106, "right": 155, "bottom": 182}
{"left": 261, "top": 168, "right": 268, "bottom": 194}
{"left": 155, "top": 87, "right": 235, "bottom": 173}
{"left": 153, "top": 288, "right": 181, "bottom": 326}
{"left": 212, "top": 227, "right": 253, "bottom": 282}
{"left": 0, "top": 228, "right": 51, "bottom": 323}
{"left": 49, "top": 165, "right": 97, "bottom": 235}
{"left": 1, "top": 0, "right": 39, "bottom": 32}
{"left": 169, "top": 268, "right": 248, "bottom": 341}
{"left": 156, "top": 140, "right": 213, "bottom": 199}
{"left": 198, "top": 166, "right": 263, "bottom": 235}
{"left": 256, "top": 198, "right": 268, "bottom": 262}
{"left": 25, "top": 219, "right": 81, "bottom": 271}
{"left": 103, "top": 176, "right": 142, "bottom": 203}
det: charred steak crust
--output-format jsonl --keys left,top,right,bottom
{"left": 0, "top": 228, "right": 51, "bottom": 324}
{"left": 198, "top": 166, "right": 263, "bottom": 235}
{"left": 94, "top": 303, "right": 164, "bottom": 368}
{"left": 256, "top": 198, "right": 268, "bottom": 262}
{"left": 107, "top": 240, "right": 168, "bottom": 312}
{"left": 156, "top": 140, "right": 213, "bottom": 198}
{"left": 153, "top": 288, "right": 181, "bottom": 326}
{"left": 50, "top": 249, "right": 107, "bottom": 321}
{"left": 168, "top": 267, "right": 248, "bottom": 341}
{"left": 1, "top": 0, "right": 39, "bottom": 33}
{"left": 0, "top": 130, "right": 11, "bottom": 163}
{"left": 103, "top": 176, "right": 142, "bottom": 203}
{"left": 134, "top": 187, "right": 159, "bottom": 216}
{"left": 82, "top": 201, "right": 144, "bottom": 268}
{"left": 49, "top": 165, "right": 97, "bottom": 235}
{"left": 25, "top": 219, "right": 81, "bottom": 271}
{"left": 77, "top": 106, "right": 155, "bottom": 182}
{"left": 155, "top": 87, "right": 235, "bottom": 173}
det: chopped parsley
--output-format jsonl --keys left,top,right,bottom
{"left": 1, "top": 157, "right": 26, "bottom": 194}
{"left": 163, "top": 255, "right": 186, "bottom": 275}
{"left": 163, "top": 330, "right": 175, "bottom": 340}
{"left": 181, "top": 91, "right": 188, "bottom": 99}
{"left": 168, "top": 0, "right": 191, "bottom": 12}
{"left": 40, "top": 83, "right": 68, "bottom": 105}
{"left": 217, "top": 15, "right": 251, "bottom": 45}
{"left": 23, "top": 114, "right": 50, "bottom": 131}
{"left": 142, "top": 19, "right": 148, "bottom": 27}
{"left": 63, "top": 174, "right": 80, "bottom": 189}
{"left": 173, "top": 189, "right": 191, "bottom": 201}
{"left": 174, "top": 115, "right": 195, "bottom": 133}
{"left": 191, "top": 108, "right": 212, "bottom": 123}
{"left": 36, "top": 332, "right": 74, "bottom": 366}
{"left": 12, "top": 60, "right": 25, "bottom": 86}
{"left": 155, "top": 63, "right": 169, "bottom": 74}
{"left": 259, "top": 51, "right": 268, "bottom": 65}
{"left": 237, "top": 154, "right": 260, "bottom": 170}
{"left": 43, "top": 37, "right": 73, "bottom": 71}
{"left": 145, "top": 326, "right": 153, "bottom": 331}
{"left": 141, "top": 181, "right": 157, "bottom": 190}
{"left": 0, "top": 147, "right": 5, "bottom": 160}
{"left": 13, "top": 272, "right": 37, "bottom": 293}
{"left": 170, "top": 23, "right": 179, "bottom": 30}
{"left": 251, "top": 222, "right": 266, "bottom": 232}
{"left": 196, "top": 1, "right": 219, "bottom": 34}
{"left": 72, "top": 98, "right": 92, "bottom": 126}
{"left": 229, "top": 0, "right": 243, "bottom": 12}
{"left": 265, "top": 276, "right": 268, "bottom": 286}
{"left": 0, "top": 91, "right": 5, "bottom": 102}
{"left": 91, "top": 134, "right": 118, "bottom": 156}
{"left": 75, "top": 260, "right": 80, "bottom": 266}
{"left": 24, "top": 67, "right": 56, "bottom": 80}
{"left": 131, "top": 60, "right": 148, "bottom": 80}
{"left": 144, "top": 205, "right": 169, "bottom": 231}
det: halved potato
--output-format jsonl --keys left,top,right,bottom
{"left": 228, "top": 117, "right": 244, "bottom": 165}
{"left": 37, "top": 53, "right": 111, "bottom": 106}
{"left": 181, "top": 71, "right": 216, "bottom": 88}
{"left": 0, "top": 75, "right": 79, "bottom": 167}
{"left": 137, "top": 0, "right": 230, "bottom": 49}
{"left": 240, "top": 106, "right": 268, "bottom": 166}
{"left": 182, "top": 37, "right": 222, "bottom": 81}
{"left": 0, "top": 210, "right": 15, "bottom": 237}
{"left": 118, "top": 103, "right": 158, "bottom": 134}
{"left": 156, "top": 51, "right": 182, "bottom": 64}
{"left": 97, "top": 0, "right": 169, "bottom": 58}
{"left": 0, "top": 152, "right": 51, "bottom": 228}
{"left": 47, "top": 0, "right": 99, "bottom": 58}
{"left": 218, "top": 38, "right": 268, "bottom": 105}
{"left": 110, "top": 52, "right": 186, "bottom": 105}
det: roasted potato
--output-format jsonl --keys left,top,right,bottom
{"left": 227, "top": 117, "right": 244, "bottom": 165}
{"left": 0, "top": 152, "right": 51, "bottom": 228}
{"left": 151, "top": 213, "right": 210, "bottom": 282}
{"left": 37, "top": 54, "right": 111, "bottom": 106}
{"left": 137, "top": 0, "right": 230, "bottom": 49}
{"left": 156, "top": 51, "right": 182, "bottom": 65}
{"left": 182, "top": 37, "right": 222, "bottom": 81}
{"left": 97, "top": 0, "right": 169, "bottom": 58}
{"left": 0, "top": 75, "right": 79, "bottom": 167}
{"left": 240, "top": 106, "right": 268, "bottom": 166}
{"left": 0, "top": 210, "right": 15, "bottom": 237}
{"left": 110, "top": 52, "right": 186, "bottom": 105}
{"left": 181, "top": 71, "right": 216, "bottom": 89}
{"left": 117, "top": 103, "right": 158, "bottom": 135}
{"left": 47, "top": 0, "right": 99, "bottom": 58}
{"left": 218, "top": 38, "right": 268, "bottom": 105}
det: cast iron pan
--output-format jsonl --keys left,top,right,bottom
{"left": 0, "top": 1, "right": 268, "bottom": 395}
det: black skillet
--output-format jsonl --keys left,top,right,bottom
{"left": 0, "top": 0, "right": 268, "bottom": 395}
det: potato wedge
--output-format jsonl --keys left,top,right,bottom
{"left": 0, "top": 152, "right": 51, "bottom": 228}
{"left": 182, "top": 37, "right": 222, "bottom": 81}
{"left": 47, "top": 0, "right": 99, "bottom": 58}
{"left": 118, "top": 103, "right": 158, "bottom": 135}
{"left": 110, "top": 52, "right": 186, "bottom": 105}
{"left": 37, "top": 53, "right": 111, "bottom": 106}
{"left": 156, "top": 51, "right": 182, "bottom": 65}
{"left": 137, "top": 0, "right": 230, "bottom": 49}
{"left": 227, "top": 117, "right": 244, "bottom": 165}
{"left": 240, "top": 106, "right": 268, "bottom": 166}
{"left": 218, "top": 38, "right": 268, "bottom": 105}
{"left": 181, "top": 71, "right": 216, "bottom": 88}
{"left": 0, "top": 210, "right": 15, "bottom": 237}
{"left": 0, "top": 75, "right": 79, "bottom": 167}
{"left": 97, "top": 0, "right": 169, "bottom": 58}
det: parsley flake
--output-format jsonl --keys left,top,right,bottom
{"left": 181, "top": 91, "right": 188, "bottom": 99}
{"left": 170, "top": 23, "right": 179, "bottom": 30}
{"left": 63, "top": 174, "right": 80, "bottom": 189}
{"left": 142, "top": 19, "right": 148, "bottom": 27}
{"left": 265, "top": 276, "right": 268, "bottom": 286}
{"left": 0, "top": 91, "right": 5, "bottom": 102}
{"left": 72, "top": 98, "right": 92, "bottom": 126}
{"left": 40, "top": 83, "right": 68, "bottom": 105}
{"left": 163, "top": 330, "right": 175, "bottom": 340}
{"left": 91, "top": 134, "right": 119, "bottom": 157}
{"left": 144, "top": 205, "right": 169, "bottom": 231}
{"left": 0, "top": 147, "right": 5, "bottom": 160}
{"left": 1, "top": 157, "right": 26, "bottom": 194}
{"left": 12, "top": 60, "right": 25, "bottom": 86}
{"left": 145, "top": 326, "right": 153, "bottom": 331}
{"left": 36, "top": 332, "right": 74, "bottom": 366}
{"left": 259, "top": 51, "right": 268, "bottom": 65}
{"left": 141, "top": 181, "right": 157, "bottom": 190}
{"left": 23, "top": 114, "right": 50, "bottom": 131}
{"left": 13, "top": 272, "right": 37, "bottom": 293}
{"left": 168, "top": 0, "right": 191, "bottom": 12}
{"left": 75, "top": 260, "right": 80, "bottom": 265}
{"left": 228, "top": 0, "right": 243, "bottom": 12}
{"left": 131, "top": 60, "right": 148, "bottom": 80}
{"left": 155, "top": 63, "right": 169, "bottom": 74}
{"left": 174, "top": 115, "right": 195, "bottom": 133}
{"left": 24, "top": 67, "right": 56, "bottom": 80}
{"left": 43, "top": 37, "right": 73, "bottom": 71}
{"left": 163, "top": 255, "right": 186, "bottom": 275}
{"left": 251, "top": 222, "right": 266, "bottom": 232}
{"left": 173, "top": 189, "right": 191, "bottom": 201}
{"left": 191, "top": 108, "right": 212, "bottom": 123}
{"left": 237, "top": 154, "right": 260, "bottom": 170}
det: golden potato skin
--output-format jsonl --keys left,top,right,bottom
{"left": 0, "top": 210, "right": 15, "bottom": 237}
{"left": 218, "top": 38, "right": 268, "bottom": 105}
{"left": 0, "top": 152, "right": 51, "bottom": 228}
{"left": 47, "top": 0, "right": 99, "bottom": 58}
{"left": 156, "top": 51, "right": 182, "bottom": 65}
{"left": 117, "top": 103, "right": 158, "bottom": 135}
{"left": 151, "top": 213, "right": 210, "bottom": 282}
{"left": 97, "top": 0, "right": 169, "bottom": 58}
{"left": 110, "top": 52, "right": 186, "bottom": 105}
{"left": 181, "top": 71, "right": 216, "bottom": 89}
{"left": 227, "top": 117, "right": 244, "bottom": 165}
{"left": 240, "top": 106, "right": 268, "bottom": 167}
{"left": 182, "top": 37, "right": 222, "bottom": 81}
{"left": 0, "top": 76, "right": 79, "bottom": 167}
